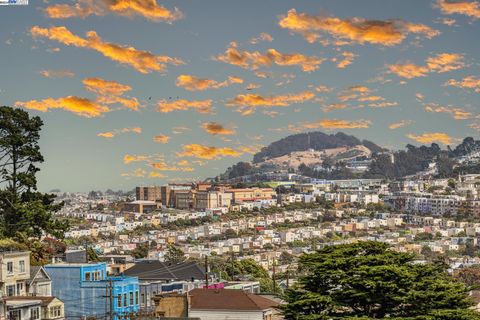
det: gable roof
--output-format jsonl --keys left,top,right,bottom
{"left": 123, "top": 260, "right": 205, "bottom": 281}
{"left": 29, "top": 266, "right": 51, "bottom": 284}
{"left": 189, "top": 289, "right": 279, "bottom": 311}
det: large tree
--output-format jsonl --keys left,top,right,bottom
{"left": 0, "top": 106, "right": 67, "bottom": 239}
{"left": 282, "top": 241, "right": 479, "bottom": 320}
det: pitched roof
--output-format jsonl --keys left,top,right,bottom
{"left": 28, "top": 266, "right": 51, "bottom": 285}
{"left": 189, "top": 289, "right": 279, "bottom": 311}
{"left": 2, "top": 296, "right": 60, "bottom": 307}
{"left": 124, "top": 260, "right": 205, "bottom": 281}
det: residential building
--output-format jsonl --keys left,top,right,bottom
{"left": 188, "top": 289, "right": 280, "bottom": 320}
{"left": 27, "top": 266, "right": 52, "bottom": 296}
{"left": 0, "top": 250, "right": 30, "bottom": 297}
{"left": 45, "top": 262, "right": 139, "bottom": 320}
{"left": 124, "top": 260, "right": 205, "bottom": 313}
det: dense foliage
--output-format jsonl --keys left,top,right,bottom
{"left": 282, "top": 241, "right": 478, "bottom": 320}
{"left": 0, "top": 106, "right": 67, "bottom": 240}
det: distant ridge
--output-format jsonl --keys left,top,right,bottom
{"left": 252, "top": 131, "right": 384, "bottom": 163}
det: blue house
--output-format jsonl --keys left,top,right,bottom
{"left": 45, "top": 262, "right": 139, "bottom": 319}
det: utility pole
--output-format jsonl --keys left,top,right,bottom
{"left": 272, "top": 257, "right": 276, "bottom": 295}
{"left": 230, "top": 251, "right": 235, "bottom": 280}
{"left": 109, "top": 279, "right": 114, "bottom": 320}
{"left": 204, "top": 255, "right": 209, "bottom": 288}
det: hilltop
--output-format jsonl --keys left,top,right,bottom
{"left": 217, "top": 132, "right": 480, "bottom": 182}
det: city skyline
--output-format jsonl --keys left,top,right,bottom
{"left": 0, "top": 0, "right": 479, "bottom": 191}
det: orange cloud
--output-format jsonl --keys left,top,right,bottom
{"left": 337, "top": 85, "right": 388, "bottom": 104}
{"left": 278, "top": 9, "right": 439, "bottom": 45}
{"left": 226, "top": 91, "right": 315, "bottom": 115}
{"left": 83, "top": 77, "right": 139, "bottom": 110}
{"left": 312, "top": 85, "right": 333, "bottom": 93}
{"left": 157, "top": 99, "right": 213, "bottom": 114}
{"left": 215, "top": 42, "right": 324, "bottom": 72}
{"left": 388, "top": 53, "right": 464, "bottom": 78}
{"left": 98, "top": 132, "right": 115, "bottom": 138}
{"left": 15, "top": 96, "right": 109, "bottom": 118}
{"left": 149, "top": 171, "right": 167, "bottom": 178}
{"left": 153, "top": 134, "right": 170, "bottom": 144}
{"left": 322, "top": 103, "right": 348, "bottom": 112}
{"left": 45, "top": 0, "right": 183, "bottom": 23}
{"left": 123, "top": 154, "right": 150, "bottom": 164}
{"left": 435, "top": 0, "right": 480, "bottom": 19}
{"left": 121, "top": 168, "right": 147, "bottom": 178}
{"left": 176, "top": 74, "right": 243, "bottom": 91}
{"left": 445, "top": 76, "right": 480, "bottom": 93}
{"left": 31, "top": 26, "right": 183, "bottom": 73}
{"left": 309, "top": 119, "right": 371, "bottom": 129}
{"left": 424, "top": 104, "right": 472, "bottom": 120}
{"left": 336, "top": 51, "right": 357, "bottom": 69}
{"left": 98, "top": 127, "right": 142, "bottom": 139}
{"left": 425, "top": 53, "right": 465, "bottom": 73}
{"left": 388, "top": 63, "right": 429, "bottom": 79}
{"left": 250, "top": 32, "right": 274, "bottom": 44}
{"left": 177, "top": 144, "right": 242, "bottom": 160}
{"left": 40, "top": 69, "right": 75, "bottom": 78}
{"left": 389, "top": 120, "right": 413, "bottom": 129}
{"left": 150, "top": 161, "right": 194, "bottom": 172}
{"left": 407, "top": 132, "right": 454, "bottom": 145}
{"left": 83, "top": 77, "right": 131, "bottom": 96}
{"left": 201, "top": 122, "right": 236, "bottom": 135}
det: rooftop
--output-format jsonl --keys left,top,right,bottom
{"left": 189, "top": 289, "right": 279, "bottom": 311}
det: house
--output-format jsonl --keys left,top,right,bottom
{"left": 0, "top": 297, "right": 41, "bottom": 320}
{"left": 0, "top": 250, "right": 30, "bottom": 297}
{"left": 1, "top": 296, "right": 64, "bottom": 320}
{"left": 124, "top": 260, "right": 205, "bottom": 312}
{"left": 188, "top": 289, "right": 281, "bottom": 320}
{"left": 45, "top": 262, "right": 139, "bottom": 320}
{"left": 27, "top": 266, "right": 52, "bottom": 296}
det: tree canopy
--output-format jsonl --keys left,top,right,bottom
{"left": 282, "top": 241, "right": 479, "bottom": 320}
{"left": 0, "top": 106, "right": 67, "bottom": 239}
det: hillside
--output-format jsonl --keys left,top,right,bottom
{"left": 218, "top": 133, "right": 480, "bottom": 182}
{"left": 252, "top": 131, "right": 384, "bottom": 163}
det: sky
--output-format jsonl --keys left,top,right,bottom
{"left": 0, "top": 0, "right": 479, "bottom": 192}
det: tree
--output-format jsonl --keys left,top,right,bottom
{"left": 0, "top": 106, "right": 67, "bottom": 239}
{"left": 131, "top": 242, "right": 149, "bottom": 259}
{"left": 279, "top": 251, "right": 295, "bottom": 265}
{"left": 282, "top": 241, "right": 477, "bottom": 319}
{"left": 164, "top": 244, "right": 185, "bottom": 263}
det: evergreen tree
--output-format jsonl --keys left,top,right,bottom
{"left": 164, "top": 244, "right": 185, "bottom": 263}
{"left": 282, "top": 241, "right": 478, "bottom": 320}
{"left": 0, "top": 106, "right": 68, "bottom": 239}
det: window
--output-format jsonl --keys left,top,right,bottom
{"left": 135, "top": 291, "right": 139, "bottom": 305}
{"left": 130, "top": 292, "right": 134, "bottom": 306}
{"left": 31, "top": 307, "right": 40, "bottom": 320}
{"left": 6, "top": 285, "right": 15, "bottom": 296}
{"left": 140, "top": 293, "right": 145, "bottom": 306}
{"left": 50, "top": 306, "right": 62, "bottom": 318}
{"left": 7, "top": 261, "right": 13, "bottom": 274}
{"left": 19, "top": 260, "right": 25, "bottom": 273}
{"left": 117, "top": 294, "right": 122, "bottom": 308}
{"left": 8, "top": 310, "right": 21, "bottom": 320}
{"left": 85, "top": 272, "right": 91, "bottom": 281}
{"left": 124, "top": 293, "right": 128, "bottom": 306}
{"left": 16, "top": 282, "right": 23, "bottom": 295}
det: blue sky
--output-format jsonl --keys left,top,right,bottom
{"left": 0, "top": 0, "right": 479, "bottom": 192}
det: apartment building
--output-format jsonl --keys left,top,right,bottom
{"left": 229, "top": 188, "right": 276, "bottom": 204}
{"left": 0, "top": 250, "right": 30, "bottom": 297}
